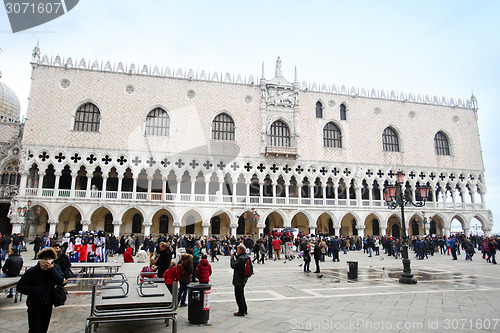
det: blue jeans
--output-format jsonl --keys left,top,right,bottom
{"left": 178, "top": 281, "right": 189, "bottom": 305}
{"left": 0, "top": 274, "right": 14, "bottom": 295}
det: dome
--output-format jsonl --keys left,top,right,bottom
{"left": 0, "top": 77, "right": 21, "bottom": 123}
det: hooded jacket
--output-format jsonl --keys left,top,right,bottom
{"left": 196, "top": 258, "right": 212, "bottom": 283}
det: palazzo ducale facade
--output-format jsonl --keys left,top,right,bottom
{"left": 10, "top": 46, "right": 492, "bottom": 239}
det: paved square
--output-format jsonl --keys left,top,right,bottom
{"left": 1, "top": 248, "right": 500, "bottom": 332}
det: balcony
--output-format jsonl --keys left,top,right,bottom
{"left": 265, "top": 146, "right": 298, "bottom": 158}
{"left": 20, "top": 187, "right": 484, "bottom": 212}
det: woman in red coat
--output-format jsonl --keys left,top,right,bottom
{"left": 79, "top": 240, "right": 88, "bottom": 262}
{"left": 124, "top": 246, "right": 134, "bottom": 263}
{"left": 195, "top": 254, "right": 212, "bottom": 284}
{"left": 162, "top": 262, "right": 179, "bottom": 294}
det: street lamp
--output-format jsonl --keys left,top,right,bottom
{"left": 384, "top": 171, "right": 430, "bottom": 284}
{"left": 241, "top": 208, "right": 260, "bottom": 238}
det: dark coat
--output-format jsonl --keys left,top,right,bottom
{"left": 2, "top": 253, "right": 23, "bottom": 277}
{"left": 17, "top": 263, "right": 64, "bottom": 306}
{"left": 313, "top": 244, "right": 321, "bottom": 260}
{"left": 303, "top": 248, "right": 311, "bottom": 263}
{"left": 331, "top": 238, "right": 340, "bottom": 251}
{"left": 30, "top": 236, "right": 43, "bottom": 252}
{"left": 230, "top": 253, "right": 248, "bottom": 287}
{"left": 55, "top": 253, "right": 72, "bottom": 279}
{"left": 156, "top": 247, "right": 172, "bottom": 278}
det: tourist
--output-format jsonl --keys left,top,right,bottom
{"left": 196, "top": 254, "right": 212, "bottom": 284}
{"left": 123, "top": 245, "right": 134, "bottom": 263}
{"left": 303, "top": 244, "right": 311, "bottom": 272}
{"left": 177, "top": 253, "right": 193, "bottom": 307}
{"left": 1, "top": 248, "right": 23, "bottom": 298}
{"left": 17, "top": 247, "right": 64, "bottom": 333}
{"left": 192, "top": 241, "right": 201, "bottom": 282}
{"left": 163, "top": 261, "right": 179, "bottom": 295}
{"left": 155, "top": 242, "right": 172, "bottom": 278}
{"left": 230, "top": 244, "right": 248, "bottom": 316}
{"left": 313, "top": 240, "right": 321, "bottom": 273}
{"left": 258, "top": 239, "right": 266, "bottom": 264}
{"left": 272, "top": 236, "right": 282, "bottom": 260}
{"left": 54, "top": 243, "right": 72, "bottom": 279}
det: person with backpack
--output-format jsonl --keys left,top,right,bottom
{"left": 230, "top": 244, "right": 250, "bottom": 316}
{"left": 177, "top": 253, "right": 193, "bottom": 307}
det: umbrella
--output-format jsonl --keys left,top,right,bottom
{"left": 282, "top": 227, "right": 295, "bottom": 233}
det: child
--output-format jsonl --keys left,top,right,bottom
{"left": 162, "top": 261, "right": 179, "bottom": 294}
{"left": 196, "top": 254, "right": 212, "bottom": 284}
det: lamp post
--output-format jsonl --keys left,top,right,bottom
{"left": 384, "top": 171, "right": 430, "bottom": 284}
{"left": 241, "top": 208, "right": 260, "bottom": 239}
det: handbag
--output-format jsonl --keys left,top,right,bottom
{"left": 52, "top": 285, "right": 68, "bottom": 307}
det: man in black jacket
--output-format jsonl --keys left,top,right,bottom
{"left": 2, "top": 248, "right": 24, "bottom": 298}
{"left": 154, "top": 242, "right": 172, "bottom": 278}
{"left": 313, "top": 240, "right": 321, "bottom": 273}
{"left": 230, "top": 244, "right": 248, "bottom": 316}
{"left": 17, "top": 247, "right": 64, "bottom": 333}
{"left": 30, "top": 235, "right": 43, "bottom": 259}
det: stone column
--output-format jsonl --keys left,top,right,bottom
{"left": 19, "top": 171, "right": 28, "bottom": 196}
{"left": 81, "top": 220, "right": 91, "bottom": 232}
{"left": 483, "top": 228, "right": 492, "bottom": 237}
{"left": 285, "top": 183, "right": 290, "bottom": 205}
{"left": 37, "top": 173, "right": 44, "bottom": 196}
{"left": 53, "top": 172, "right": 60, "bottom": 193}
{"left": 309, "top": 226, "right": 316, "bottom": 236}
{"left": 463, "top": 228, "right": 470, "bottom": 238}
{"left": 356, "top": 186, "right": 362, "bottom": 207}
{"left": 102, "top": 176, "right": 108, "bottom": 199}
{"left": 173, "top": 222, "right": 181, "bottom": 236}
{"left": 232, "top": 182, "right": 237, "bottom": 203}
{"left": 113, "top": 220, "right": 122, "bottom": 236}
{"left": 143, "top": 222, "right": 152, "bottom": 237}
{"left": 470, "top": 187, "right": 476, "bottom": 209}
{"left": 202, "top": 222, "right": 210, "bottom": 237}
{"left": 230, "top": 221, "right": 238, "bottom": 237}
{"left": 323, "top": 185, "right": 327, "bottom": 205}
{"left": 191, "top": 180, "right": 196, "bottom": 201}
{"left": 147, "top": 177, "right": 153, "bottom": 200}
{"left": 161, "top": 177, "right": 167, "bottom": 201}
{"left": 117, "top": 176, "right": 123, "bottom": 200}
{"left": 334, "top": 227, "right": 340, "bottom": 237}
{"left": 356, "top": 226, "right": 365, "bottom": 238}
{"left": 258, "top": 226, "right": 264, "bottom": 238}
{"left": 86, "top": 175, "right": 92, "bottom": 198}
{"left": 70, "top": 172, "right": 77, "bottom": 197}
{"left": 132, "top": 176, "right": 138, "bottom": 199}
{"left": 444, "top": 227, "right": 451, "bottom": 237}
{"left": 346, "top": 186, "right": 350, "bottom": 206}
{"left": 246, "top": 182, "right": 251, "bottom": 203}
{"left": 205, "top": 179, "right": 210, "bottom": 201}
{"left": 381, "top": 226, "right": 387, "bottom": 236}
{"left": 333, "top": 184, "right": 338, "bottom": 206}
{"left": 368, "top": 185, "right": 373, "bottom": 206}
{"left": 219, "top": 181, "right": 224, "bottom": 201}
{"left": 259, "top": 181, "right": 263, "bottom": 204}
{"left": 48, "top": 219, "right": 58, "bottom": 236}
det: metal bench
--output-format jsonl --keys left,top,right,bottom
{"left": 86, "top": 282, "right": 178, "bottom": 333}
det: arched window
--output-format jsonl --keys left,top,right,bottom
{"left": 434, "top": 131, "right": 450, "bottom": 155}
{"left": 315, "top": 101, "right": 323, "bottom": 118}
{"left": 323, "top": 122, "right": 342, "bottom": 148}
{"left": 212, "top": 113, "right": 235, "bottom": 140}
{"left": 340, "top": 103, "right": 347, "bottom": 120}
{"left": 74, "top": 102, "right": 101, "bottom": 132}
{"left": 269, "top": 120, "right": 290, "bottom": 147}
{"left": 382, "top": 127, "right": 400, "bottom": 152}
{"left": 145, "top": 108, "right": 170, "bottom": 136}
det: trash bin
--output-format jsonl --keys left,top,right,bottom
{"left": 347, "top": 261, "right": 358, "bottom": 279}
{"left": 187, "top": 283, "right": 211, "bottom": 325}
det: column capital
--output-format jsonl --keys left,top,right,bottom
{"left": 81, "top": 220, "right": 91, "bottom": 225}
{"left": 143, "top": 221, "right": 153, "bottom": 227}
{"left": 48, "top": 219, "right": 59, "bottom": 225}
{"left": 112, "top": 220, "right": 122, "bottom": 225}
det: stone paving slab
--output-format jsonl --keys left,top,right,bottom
{"left": 1, "top": 248, "right": 500, "bottom": 332}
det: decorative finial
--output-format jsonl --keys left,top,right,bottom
{"left": 261, "top": 62, "right": 265, "bottom": 78}
{"left": 471, "top": 91, "right": 478, "bottom": 110}
{"left": 294, "top": 66, "right": 297, "bottom": 82}
{"left": 275, "top": 56, "right": 282, "bottom": 77}
{"left": 32, "top": 40, "right": 40, "bottom": 63}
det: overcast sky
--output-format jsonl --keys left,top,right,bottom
{"left": 1, "top": 1, "right": 498, "bottom": 233}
